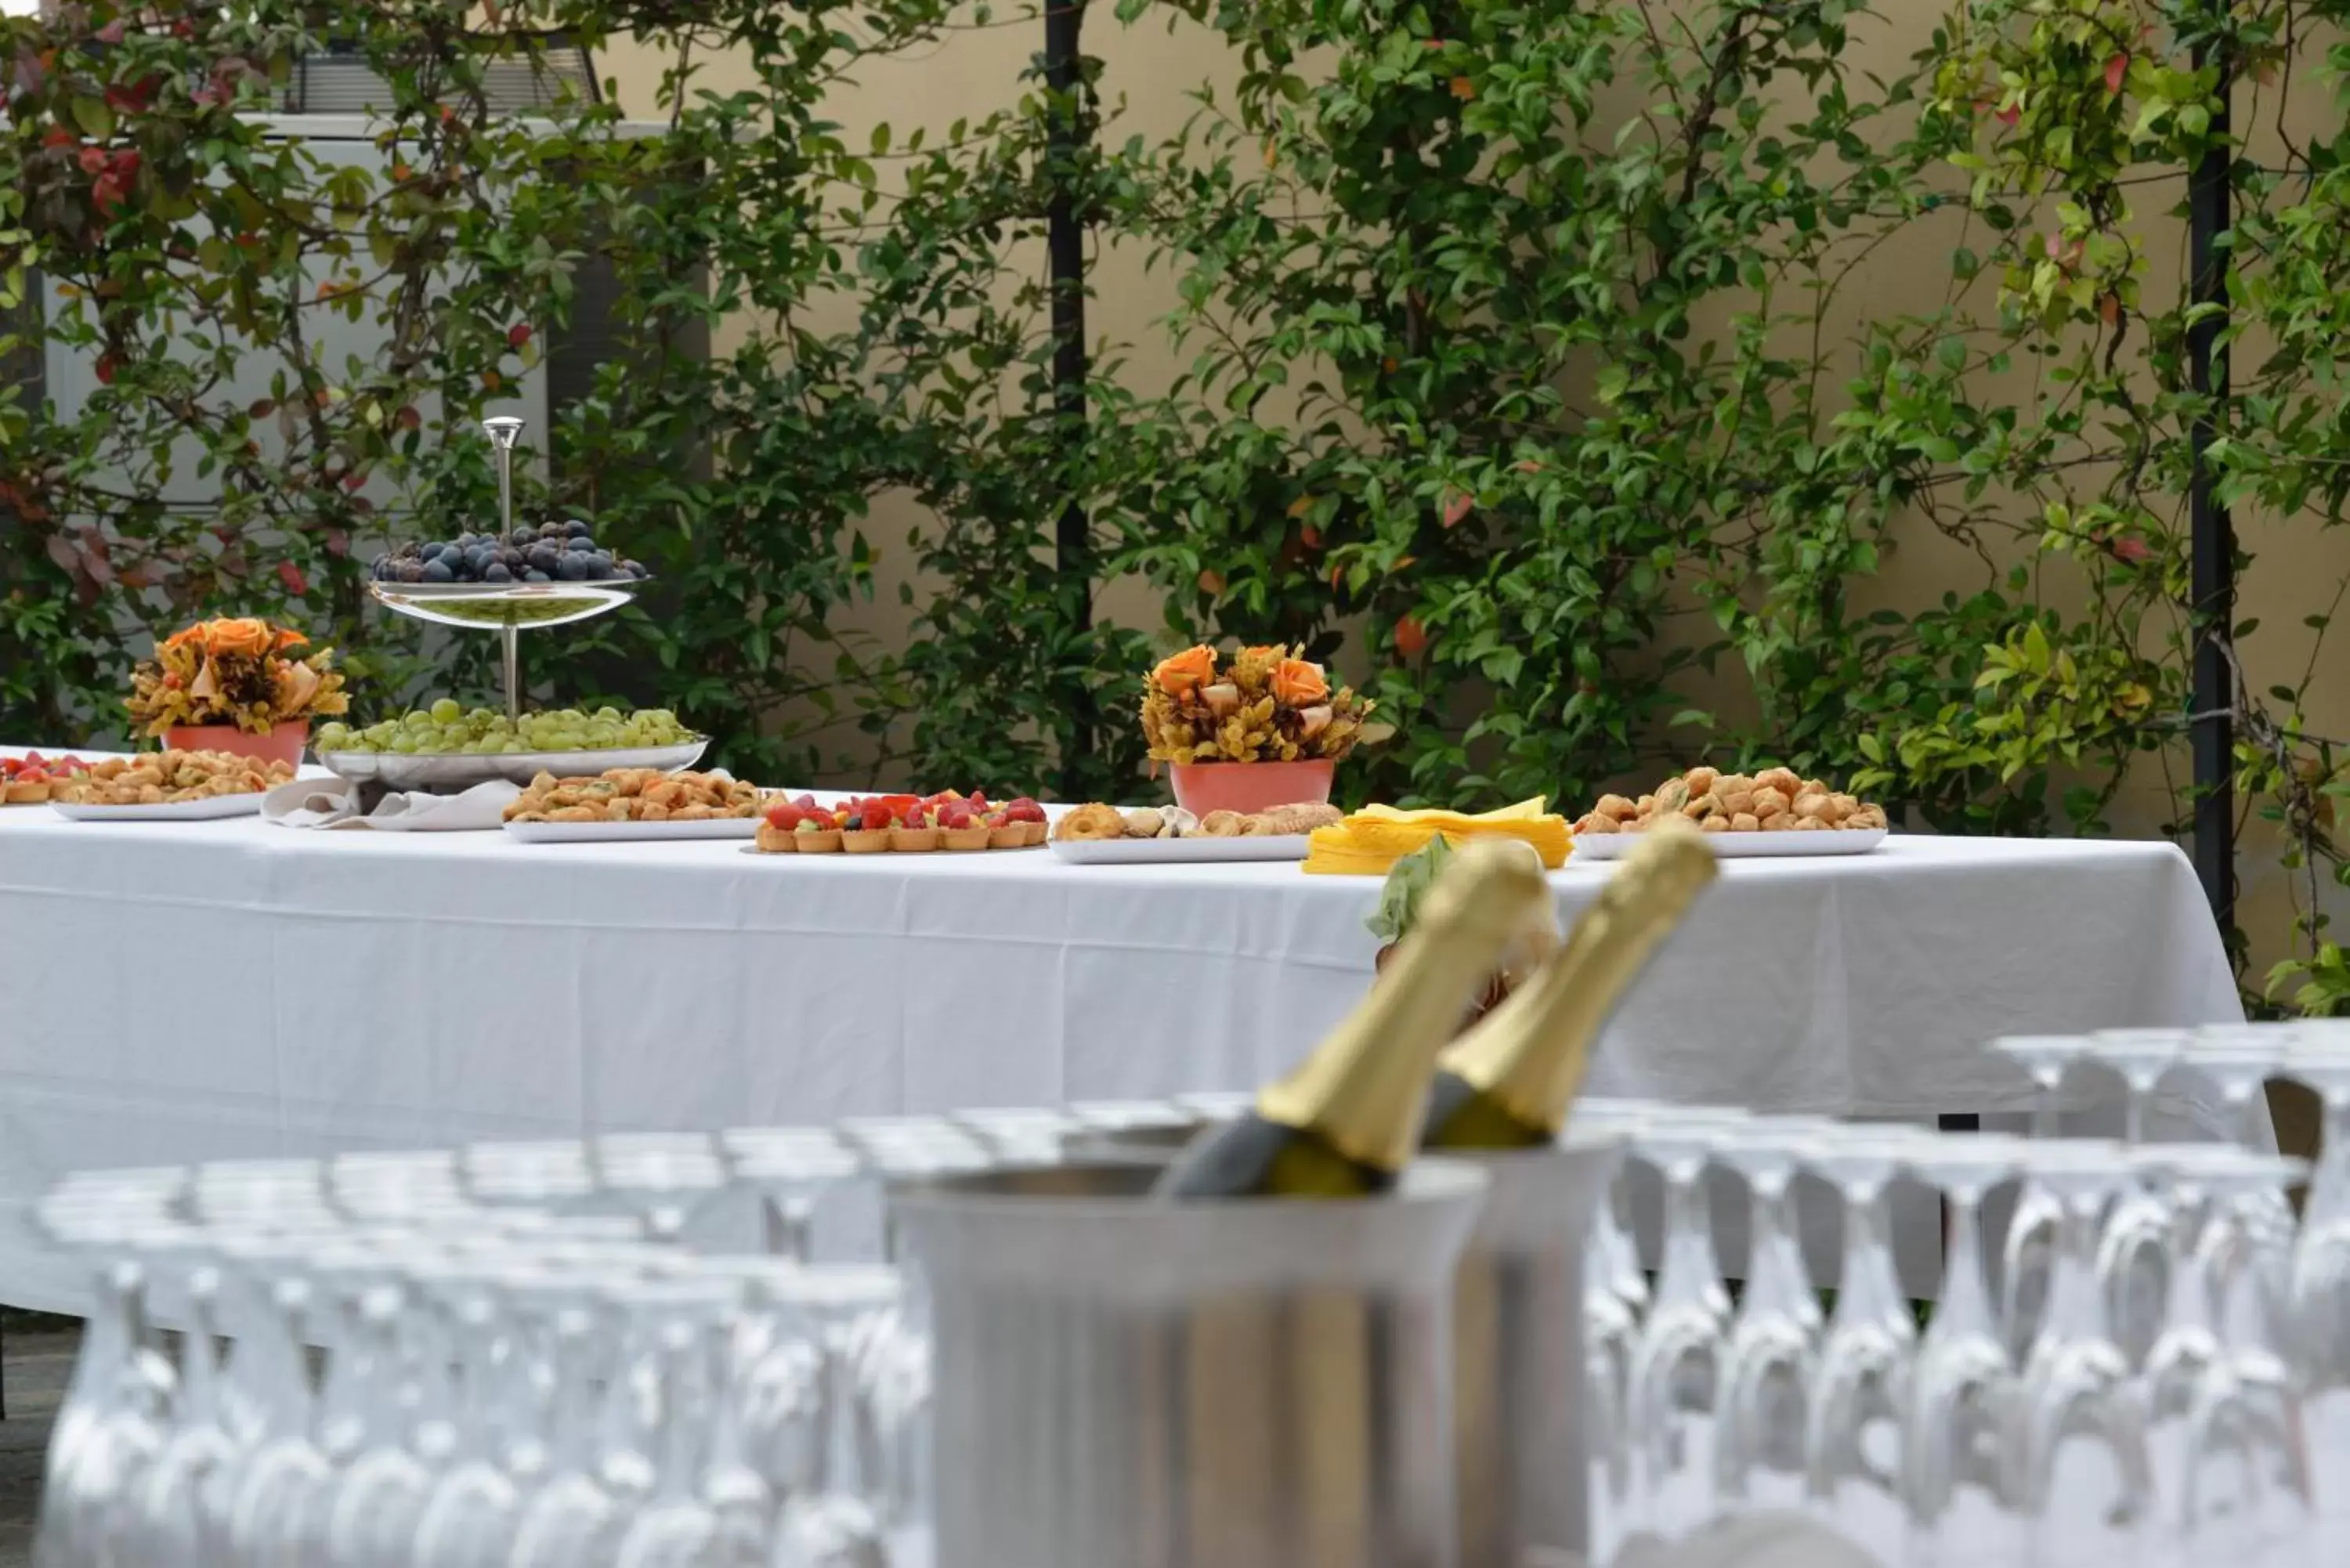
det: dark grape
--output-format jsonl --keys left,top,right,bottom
{"left": 509, "top": 529, "right": 535, "bottom": 547}
{"left": 422, "top": 558, "right": 454, "bottom": 583}
{"left": 555, "top": 553, "right": 588, "bottom": 580}
{"left": 399, "top": 562, "right": 425, "bottom": 583}
{"left": 524, "top": 568, "right": 551, "bottom": 582}
{"left": 483, "top": 562, "right": 512, "bottom": 582}
{"left": 565, "top": 519, "right": 591, "bottom": 539}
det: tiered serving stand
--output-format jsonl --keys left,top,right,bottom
{"left": 314, "top": 416, "right": 707, "bottom": 789}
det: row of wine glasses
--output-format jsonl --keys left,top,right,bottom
{"left": 1991, "top": 1020, "right": 2350, "bottom": 1563}
{"left": 1567, "top": 1022, "right": 2350, "bottom": 1568}
{"left": 31, "top": 1060, "right": 2330, "bottom": 1568}
{"left": 32, "top": 1167, "right": 927, "bottom": 1567}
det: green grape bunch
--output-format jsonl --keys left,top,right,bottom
{"left": 314, "top": 703, "right": 696, "bottom": 756}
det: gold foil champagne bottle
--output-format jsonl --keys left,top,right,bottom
{"left": 1421, "top": 823, "right": 1717, "bottom": 1149}
{"left": 1153, "top": 838, "right": 1556, "bottom": 1199}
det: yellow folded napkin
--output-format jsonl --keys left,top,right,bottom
{"left": 1301, "top": 797, "right": 1572, "bottom": 875}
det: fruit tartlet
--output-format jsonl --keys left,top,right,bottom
{"left": 757, "top": 795, "right": 844, "bottom": 853}
{"left": 2, "top": 752, "right": 92, "bottom": 805}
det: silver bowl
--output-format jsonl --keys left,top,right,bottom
{"left": 366, "top": 576, "right": 651, "bottom": 631}
{"left": 314, "top": 737, "right": 709, "bottom": 791}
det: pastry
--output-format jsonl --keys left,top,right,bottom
{"left": 504, "top": 768, "right": 760, "bottom": 823}
{"left": 1248, "top": 801, "right": 1345, "bottom": 835}
{"left": 1123, "top": 807, "right": 1166, "bottom": 839}
{"left": 1198, "top": 810, "right": 1249, "bottom": 837}
{"left": 1054, "top": 803, "right": 1126, "bottom": 842}
{"left": 1573, "top": 768, "right": 1886, "bottom": 834}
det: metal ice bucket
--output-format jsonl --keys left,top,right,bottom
{"left": 1447, "top": 1129, "right": 1628, "bottom": 1568}
{"left": 894, "top": 1158, "right": 1492, "bottom": 1568}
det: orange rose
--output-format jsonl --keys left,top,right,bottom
{"left": 271, "top": 626, "right": 309, "bottom": 652}
{"left": 1240, "top": 644, "right": 1285, "bottom": 663}
{"left": 1271, "top": 658, "right": 1329, "bottom": 706}
{"left": 204, "top": 617, "right": 273, "bottom": 658}
{"left": 1152, "top": 645, "right": 1217, "bottom": 697}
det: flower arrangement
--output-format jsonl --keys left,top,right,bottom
{"left": 125, "top": 618, "right": 349, "bottom": 738}
{"left": 1141, "top": 642, "right": 1371, "bottom": 764}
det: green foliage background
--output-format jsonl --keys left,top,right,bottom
{"left": 5, "top": 0, "right": 2350, "bottom": 1010}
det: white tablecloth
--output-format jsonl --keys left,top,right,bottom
{"left": 0, "top": 777, "right": 2244, "bottom": 1313}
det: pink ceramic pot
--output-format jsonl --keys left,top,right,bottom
{"left": 164, "top": 720, "right": 308, "bottom": 769}
{"left": 1168, "top": 757, "right": 1336, "bottom": 818}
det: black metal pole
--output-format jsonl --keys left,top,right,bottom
{"left": 1045, "top": 0, "right": 1093, "bottom": 793}
{"left": 2188, "top": 45, "right": 2234, "bottom": 930}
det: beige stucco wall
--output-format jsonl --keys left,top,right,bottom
{"left": 595, "top": 12, "right": 2350, "bottom": 1065}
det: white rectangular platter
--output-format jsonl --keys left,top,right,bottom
{"left": 1050, "top": 835, "right": 1311, "bottom": 865}
{"left": 50, "top": 794, "right": 266, "bottom": 822}
{"left": 1571, "top": 826, "right": 1885, "bottom": 860}
{"left": 503, "top": 816, "right": 760, "bottom": 844}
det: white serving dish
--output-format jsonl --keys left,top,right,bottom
{"left": 1049, "top": 835, "right": 1311, "bottom": 865}
{"left": 50, "top": 793, "right": 267, "bottom": 822}
{"left": 1571, "top": 826, "right": 1886, "bottom": 860}
{"left": 502, "top": 815, "right": 759, "bottom": 844}
{"left": 316, "top": 739, "right": 708, "bottom": 791}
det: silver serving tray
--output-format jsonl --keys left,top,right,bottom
{"left": 315, "top": 738, "right": 708, "bottom": 791}
{"left": 367, "top": 576, "right": 651, "bottom": 631}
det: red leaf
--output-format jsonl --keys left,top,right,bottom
{"left": 507, "top": 323, "right": 533, "bottom": 350}
{"left": 42, "top": 125, "right": 74, "bottom": 149}
{"left": 109, "top": 148, "right": 139, "bottom": 178}
{"left": 1441, "top": 492, "right": 1473, "bottom": 528}
{"left": 2111, "top": 536, "right": 2152, "bottom": 564}
{"left": 324, "top": 529, "right": 349, "bottom": 558}
{"left": 1448, "top": 75, "right": 1475, "bottom": 101}
{"left": 1300, "top": 525, "right": 1322, "bottom": 549}
{"left": 342, "top": 469, "right": 368, "bottom": 492}
{"left": 2104, "top": 52, "right": 2127, "bottom": 95}
{"left": 95, "top": 19, "right": 126, "bottom": 44}
{"left": 44, "top": 533, "right": 78, "bottom": 574}
{"left": 277, "top": 560, "right": 308, "bottom": 595}
{"left": 94, "top": 352, "right": 116, "bottom": 385}
{"left": 2098, "top": 293, "right": 2121, "bottom": 326}
{"left": 1996, "top": 103, "right": 2019, "bottom": 128}
{"left": 396, "top": 404, "right": 421, "bottom": 431}
{"left": 77, "top": 145, "right": 107, "bottom": 175}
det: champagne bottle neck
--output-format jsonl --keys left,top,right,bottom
{"left": 1440, "top": 831, "right": 1715, "bottom": 1138}
{"left": 1257, "top": 843, "right": 1551, "bottom": 1174}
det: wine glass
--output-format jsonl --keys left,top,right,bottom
{"left": 2005, "top": 1140, "right": 2151, "bottom": 1568}
{"left": 38, "top": 1247, "right": 177, "bottom": 1568}
{"left": 1990, "top": 1035, "right": 2095, "bottom": 1360}
{"left": 115, "top": 1237, "right": 237, "bottom": 1568}
{"left": 1802, "top": 1129, "right": 1922, "bottom": 1563}
{"left": 506, "top": 1276, "right": 639, "bottom": 1568}
{"left": 2141, "top": 1145, "right": 2315, "bottom": 1568}
{"left": 407, "top": 1268, "right": 535, "bottom": 1568}
{"left": 609, "top": 1277, "right": 757, "bottom": 1568}
{"left": 1622, "top": 1112, "right": 1747, "bottom": 1547}
{"left": 2079, "top": 1029, "right": 2187, "bottom": 1368}
{"left": 1901, "top": 1133, "right": 2030, "bottom": 1568}
{"left": 1711, "top": 1124, "right": 1826, "bottom": 1523}
{"left": 323, "top": 1256, "right": 468, "bottom": 1568}
{"left": 768, "top": 1266, "right": 913, "bottom": 1568}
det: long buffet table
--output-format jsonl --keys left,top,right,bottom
{"left": 0, "top": 761, "right": 2249, "bottom": 1313}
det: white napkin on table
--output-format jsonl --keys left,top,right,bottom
{"left": 263, "top": 775, "right": 521, "bottom": 831}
